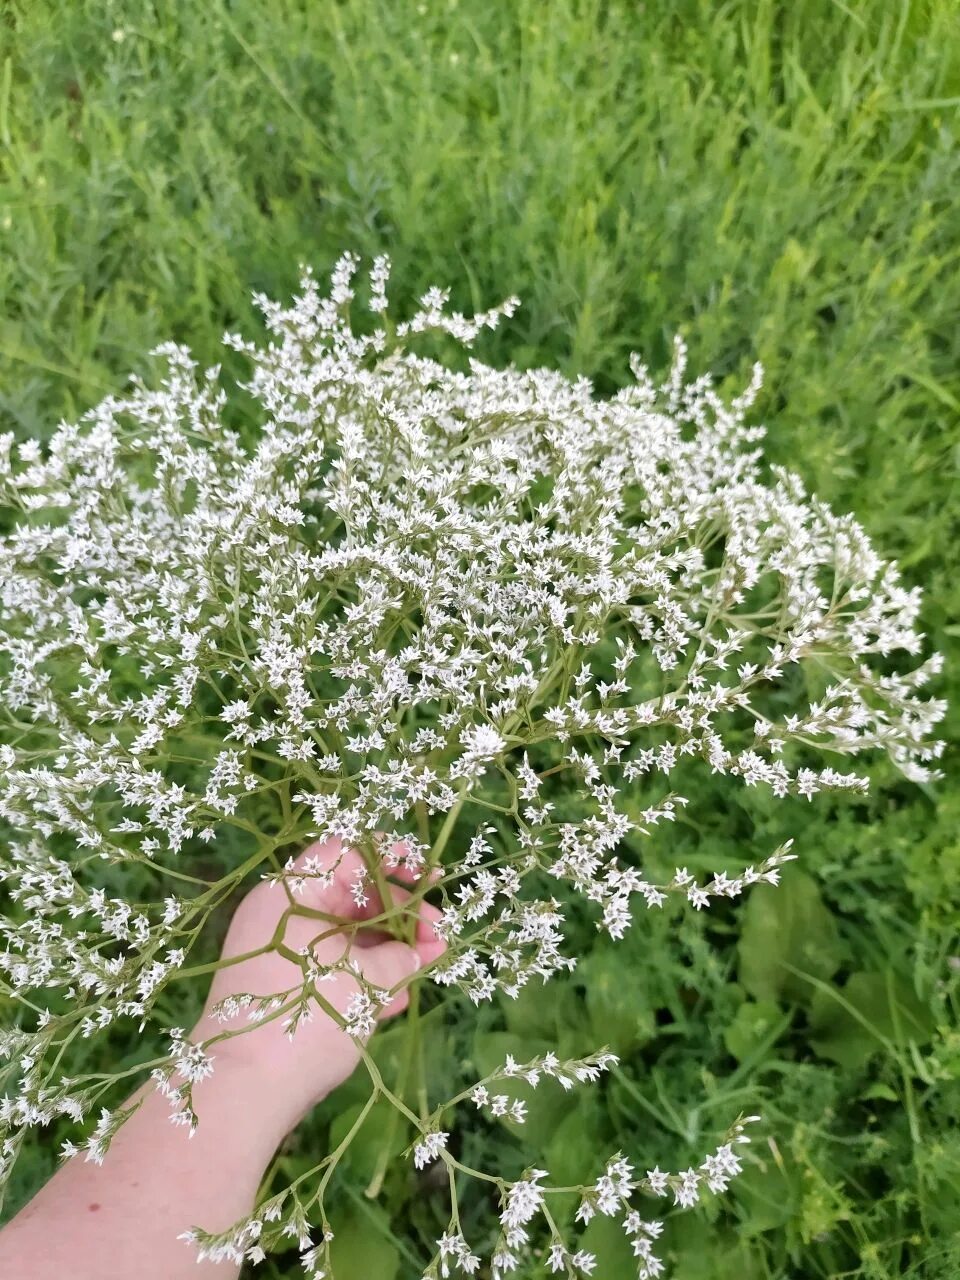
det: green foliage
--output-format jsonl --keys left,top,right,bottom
{"left": 808, "top": 971, "right": 936, "bottom": 1070}
{"left": 1, "top": 0, "right": 957, "bottom": 1276}
{"left": 328, "top": 1203, "right": 400, "bottom": 1280}
{"left": 738, "top": 870, "right": 845, "bottom": 1004}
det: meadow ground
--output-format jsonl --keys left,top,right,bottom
{"left": 1, "top": 1, "right": 958, "bottom": 1276}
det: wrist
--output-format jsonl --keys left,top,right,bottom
{"left": 189, "top": 1013, "right": 353, "bottom": 1141}
{"left": 188, "top": 1017, "right": 297, "bottom": 1146}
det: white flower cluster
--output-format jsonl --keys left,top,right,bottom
{"left": 416, "top": 1054, "right": 752, "bottom": 1279}
{"left": 0, "top": 255, "right": 945, "bottom": 1270}
{"left": 178, "top": 1187, "right": 324, "bottom": 1270}
{"left": 413, "top": 1129, "right": 450, "bottom": 1169}
{"left": 437, "top": 1231, "right": 481, "bottom": 1277}
{"left": 481, "top": 1119, "right": 755, "bottom": 1280}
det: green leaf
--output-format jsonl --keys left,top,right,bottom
{"left": 579, "top": 947, "right": 656, "bottom": 1055}
{"left": 723, "top": 999, "right": 785, "bottom": 1062}
{"left": 730, "top": 1159, "right": 797, "bottom": 1238}
{"left": 668, "top": 1218, "right": 770, "bottom": 1279}
{"left": 737, "top": 870, "right": 844, "bottom": 1004}
{"left": 501, "top": 978, "right": 574, "bottom": 1042}
{"left": 545, "top": 1096, "right": 606, "bottom": 1189}
{"left": 809, "top": 970, "right": 935, "bottom": 1069}
{"left": 862, "top": 1082, "right": 900, "bottom": 1102}
{"left": 328, "top": 1204, "right": 399, "bottom": 1280}
{"left": 327, "top": 1096, "right": 410, "bottom": 1185}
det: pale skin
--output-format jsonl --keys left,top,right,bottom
{"left": 0, "top": 837, "right": 446, "bottom": 1280}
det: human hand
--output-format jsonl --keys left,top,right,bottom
{"left": 190, "top": 837, "right": 445, "bottom": 1138}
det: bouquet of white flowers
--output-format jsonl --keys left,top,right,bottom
{"left": 0, "top": 256, "right": 944, "bottom": 1276}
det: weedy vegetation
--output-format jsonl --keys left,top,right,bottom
{"left": 0, "top": 2, "right": 958, "bottom": 1278}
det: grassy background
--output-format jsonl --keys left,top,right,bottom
{"left": 1, "top": 0, "right": 959, "bottom": 1276}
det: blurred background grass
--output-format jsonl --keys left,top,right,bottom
{"left": 1, "top": 1, "right": 958, "bottom": 1276}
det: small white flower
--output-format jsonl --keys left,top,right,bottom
{"left": 413, "top": 1131, "right": 449, "bottom": 1169}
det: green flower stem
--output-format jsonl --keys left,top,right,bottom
{"left": 430, "top": 780, "right": 469, "bottom": 868}
{"left": 364, "top": 978, "right": 419, "bottom": 1198}
{"left": 315, "top": 1085, "right": 380, "bottom": 1202}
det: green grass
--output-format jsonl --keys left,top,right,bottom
{"left": 1, "top": 0, "right": 959, "bottom": 1276}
